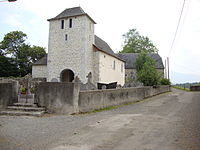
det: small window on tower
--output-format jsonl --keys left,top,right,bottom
{"left": 65, "top": 34, "right": 68, "bottom": 41}
{"left": 113, "top": 60, "right": 115, "bottom": 70}
{"left": 61, "top": 20, "right": 64, "bottom": 29}
{"left": 69, "top": 19, "right": 72, "bottom": 28}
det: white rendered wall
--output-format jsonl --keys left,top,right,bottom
{"left": 98, "top": 52, "right": 125, "bottom": 86}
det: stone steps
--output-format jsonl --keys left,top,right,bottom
{"left": 7, "top": 106, "right": 45, "bottom": 112}
{"left": 0, "top": 110, "right": 45, "bottom": 117}
{"left": 0, "top": 102, "right": 46, "bottom": 117}
{"left": 13, "top": 103, "right": 37, "bottom": 107}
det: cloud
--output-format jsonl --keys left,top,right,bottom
{"left": 3, "top": 14, "right": 28, "bottom": 30}
{"left": 18, "top": 0, "right": 80, "bottom": 19}
{"left": 1, "top": 0, "right": 199, "bottom": 83}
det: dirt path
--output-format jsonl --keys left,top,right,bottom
{"left": 0, "top": 88, "right": 200, "bottom": 150}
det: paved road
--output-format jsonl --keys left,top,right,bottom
{"left": 0, "top": 88, "right": 200, "bottom": 150}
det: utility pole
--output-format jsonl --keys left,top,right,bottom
{"left": 167, "top": 57, "right": 170, "bottom": 80}
{"left": 165, "top": 59, "right": 167, "bottom": 78}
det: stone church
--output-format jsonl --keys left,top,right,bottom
{"left": 32, "top": 7, "right": 125, "bottom": 86}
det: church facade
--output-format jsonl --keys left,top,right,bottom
{"left": 32, "top": 7, "right": 125, "bottom": 86}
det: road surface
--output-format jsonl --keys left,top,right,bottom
{"left": 0, "top": 88, "right": 200, "bottom": 150}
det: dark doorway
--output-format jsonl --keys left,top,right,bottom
{"left": 60, "top": 69, "right": 74, "bottom": 82}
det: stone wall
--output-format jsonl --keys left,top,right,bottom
{"left": 0, "top": 81, "right": 18, "bottom": 108}
{"left": 32, "top": 65, "right": 48, "bottom": 79}
{"left": 35, "top": 82, "right": 80, "bottom": 114}
{"left": 190, "top": 85, "right": 200, "bottom": 91}
{"left": 78, "top": 85, "right": 170, "bottom": 112}
{"left": 0, "top": 75, "right": 46, "bottom": 94}
{"left": 125, "top": 68, "right": 164, "bottom": 84}
{"left": 47, "top": 15, "right": 95, "bottom": 84}
{"left": 35, "top": 82, "right": 170, "bottom": 114}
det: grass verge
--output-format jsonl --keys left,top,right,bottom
{"left": 71, "top": 100, "right": 140, "bottom": 115}
{"left": 173, "top": 86, "right": 190, "bottom": 91}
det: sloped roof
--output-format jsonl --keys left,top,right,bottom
{"left": 94, "top": 35, "right": 124, "bottom": 62}
{"left": 33, "top": 54, "right": 47, "bottom": 66}
{"left": 33, "top": 35, "right": 124, "bottom": 66}
{"left": 117, "top": 53, "right": 164, "bottom": 69}
{"left": 47, "top": 7, "right": 96, "bottom": 23}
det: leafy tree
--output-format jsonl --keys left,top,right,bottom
{"left": 28, "top": 45, "right": 46, "bottom": 63}
{"left": 0, "top": 55, "right": 18, "bottom": 77}
{"left": 135, "top": 52, "right": 155, "bottom": 72}
{"left": 136, "top": 53, "right": 160, "bottom": 86}
{"left": 0, "top": 31, "right": 27, "bottom": 57}
{"left": 120, "top": 29, "right": 158, "bottom": 53}
{"left": 0, "top": 31, "right": 46, "bottom": 77}
{"left": 160, "top": 78, "right": 171, "bottom": 85}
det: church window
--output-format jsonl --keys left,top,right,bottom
{"left": 121, "top": 64, "right": 123, "bottom": 73}
{"left": 65, "top": 34, "right": 68, "bottom": 41}
{"left": 61, "top": 20, "right": 64, "bottom": 29}
{"left": 69, "top": 19, "right": 72, "bottom": 28}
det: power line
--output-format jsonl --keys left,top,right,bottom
{"left": 168, "top": 0, "right": 186, "bottom": 57}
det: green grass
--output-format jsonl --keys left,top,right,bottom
{"left": 193, "top": 84, "right": 200, "bottom": 86}
{"left": 172, "top": 86, "right": 190, "bottom": 91}
{"left": 71, "top": 101, "right": 141, "bottom": 115}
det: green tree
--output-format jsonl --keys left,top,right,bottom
{"left": 120, "top": 29, "right": 158, "bottom": 53}
{"left": 160, "top": 78, "right": 171, "bottom": 85}
{"left": 0, "top": 55, "right": 18, "bottom": 77}
{"left": 0, "top": 31, "right": 27, "bottom": 57}
{"left": 0, "top": 31, "right": 46, "bottom": 77}
{"left": 28, "top": 45, "right": 46, "bottom": 63}
{"left": 135, "top": 52, "right": 155, "bottom": 72}
{"left": 136, "top": 53, "right": 160, "bottom": 86}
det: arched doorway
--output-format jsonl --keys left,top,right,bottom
{"left": 60, "top": 69, "right": 74, "bottom": 82}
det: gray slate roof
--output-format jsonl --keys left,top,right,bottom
{"left": 48, "top": 7, "right": 96, "bottom": 23}
{"left": 33, "top": 54, "right": 47, "bottom": 65}
{"left": 117, "top": 53, "right": 164, "bottom": 69}
{"left": 94, "top": 35, "right": 124, "bottom": 61}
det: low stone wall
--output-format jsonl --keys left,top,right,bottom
{"left": 190, "top": 85, "right": 200, "bottom": 91}
{"left": 36, "top": 82, "right": 80, "bottom": 114}
{"left": 35, "top": 83, "right": 170, "bottom": 114}
{"left": 79, "top": 85, "right": 170, "bottom": 112}
{"left": 0, "top": 82, "right": 18, "bottom": 108}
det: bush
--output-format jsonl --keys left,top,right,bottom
{"left": 160, "top": 78, "right": 171, "bottom": 85}
{"left": 20, "top": 87, "right": 26, "bottom": 94}
{"left": 136, "top": 53, "right": 160, "bottom": 86}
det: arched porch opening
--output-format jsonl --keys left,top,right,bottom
{"left": 60, "top": 69, "right": 74, "bottom": 82}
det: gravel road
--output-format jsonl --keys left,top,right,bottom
{"left": 0, "top": 88, "right": 200, "bottom": 150}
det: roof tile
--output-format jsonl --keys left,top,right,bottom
{"left": 117, "top": 53, "right": 164, "bottom": 69}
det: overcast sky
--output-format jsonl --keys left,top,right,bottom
{"left": 0, "top": 0, "right": 200, "bottom": 83}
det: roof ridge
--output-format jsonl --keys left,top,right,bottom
{"left": 48, "top": 7, "right": 96, "bottom": 23}
{"left": 78, "top": 6, "right": 86, "bottom": 13}
{"left": 94, "top": 35, "right": 125, "bottom": 62}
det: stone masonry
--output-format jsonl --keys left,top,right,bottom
{"left": 47, "top": 15, "right": 95, "bottom": 83}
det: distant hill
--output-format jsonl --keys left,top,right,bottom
{"left": 174, "top": 82, "right": 200, "bottom": 89}
{"left": 171, "top": 71, "right": 200, "bottom": 84}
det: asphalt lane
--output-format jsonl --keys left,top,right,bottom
{"left": 0, "top": 88, "right": 199, "bottom": 150}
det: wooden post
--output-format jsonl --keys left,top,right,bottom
{"left": 167, "top": 57, "right": 169, "bottom": 80}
